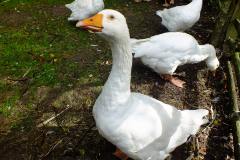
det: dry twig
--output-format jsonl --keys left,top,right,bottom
{"left": 37, "top": 106, "right": 72, "bottom": 128}
{"left": 7, "top": 67, "right": 31, "bottom": 85}
{"left": 40, "top": 139, "right": 63, "bottom": 159}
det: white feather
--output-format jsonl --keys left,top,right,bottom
{"left": 156, "top": 0, "right": 203, "bottom": 31}
{"left": 131, "top": 32, "right": 219, "bottom": 75}
{"left": 65, "top": 0, "right": 104, "bottom": 21}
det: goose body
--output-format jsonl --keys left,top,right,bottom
{"left": 131, "top": 33, "right": 219, "bottom": 87}
{"left": 95, "top": 92, "right": 208, "bottom": 160}
{"left": 76, "top": 9, "right": 209, "bottom": 160}
{"left": 66, "top": 0, "right": 104, "bottom": 21}
{"left": 156, "top": 0, "right": 203, "bottom": 31}
{"left": 131, "top": 32, "right": 219, "bottom": 75}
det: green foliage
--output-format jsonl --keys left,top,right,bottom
{"left": 226, "top": 23, "right": 238, "bottom": 41}
{"left": 218, "top": 0, "right": 232, "bottom": 13}
{"left": 210, "top": 0, "right": 233, "bottom": 13}
{"left": 211, "top": 0, "right": 239, "bottom": 49}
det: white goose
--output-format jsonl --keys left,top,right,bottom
{"left": 76, "top": 9, "right": 209, "bottom": 160}
{"left": 131, "top": 33, "right": 219, "bottom": 88}
{"left": 65, "top": 0, "right": 104, "bottom": 21}
{"left": 156, "top": 0, "right": 203, "bottom": 31}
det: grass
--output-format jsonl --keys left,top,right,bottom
{"left": 0, "top": 0, "right": 72, "bottom": 11}
{"left": 0, "top": 0, "right": 126, "bottom": 131}
{"left": 0, "top": 0, "right": 152, "bottom": 132}
{"left": 0, "top": 94, "right": 20, "bottom": 116}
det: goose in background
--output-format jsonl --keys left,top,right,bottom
{"left": 66, "top": 0, "right": 104, "bottom": 21}
{"left": 156, "top": 0, "right": 203, "bottom": 31}
{"left": 131, "top": 33, "right": 219, "bottom": 88}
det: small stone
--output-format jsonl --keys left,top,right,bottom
{"left": 89, "top": 74, "right": 93, "bottom": 78}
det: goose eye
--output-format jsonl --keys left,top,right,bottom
{"left": 108, "top": 15, "right": 115, "bottom": 20}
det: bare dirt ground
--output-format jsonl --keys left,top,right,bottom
{"left": 0, "top": 0, "right": 235, "bottom": 160}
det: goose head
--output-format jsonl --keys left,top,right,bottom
{"left": 76, "top": 9, "right": 130, "bottom": 42}
{"left": 206, "top": 57, "right": 219, "bottom": 71}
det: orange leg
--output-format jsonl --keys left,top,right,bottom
{"left": 162, "top": 74, "right": 185, "bottom": 88}
{"left": 113, "top": 148, "right": 129, "bottom": 160}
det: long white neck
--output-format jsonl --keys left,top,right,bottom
{"left": 98, "top": 35, "right": 132, "bottom": 109}
{"left": 199, "top": 44, "right": 216, "bottom": 59}
{"left": 93, "top": 0, "right": 104, "bottom": 8}
{"left": 188, "top": 0, "right": 203, "bottom": 12}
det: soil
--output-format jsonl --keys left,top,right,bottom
{"left": 0, "top": 0, "right": 235, "bottom": 160}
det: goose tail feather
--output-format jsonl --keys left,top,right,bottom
{"left": 182, "top": 109, "right": 209, "bottom": 135}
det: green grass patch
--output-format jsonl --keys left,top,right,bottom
{"left": 0, "top": 94, "right": 20, "bottom": 116}
{"left": 0, "top": 0, "right": 94, "bottom": 124}
{"left": 0, "top": 0, "right": 132, "bottom": 130}
{"left": 0, "top": 0, "right": 72, "bottom": 11}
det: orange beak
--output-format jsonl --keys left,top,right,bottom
{"left": 76, "top": 14, "right": 103, "bottom": 32}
